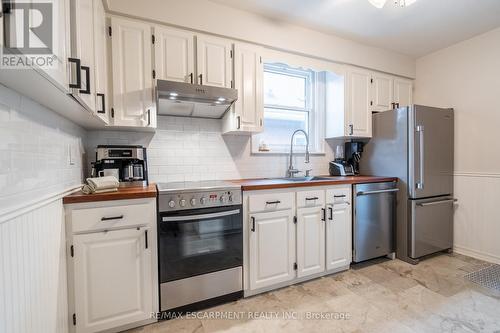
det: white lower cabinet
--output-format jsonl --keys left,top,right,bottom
{"left": 248, "top": 209, "right": 296, "bottom": 290}
{"left": 296, "top": 206, "right": 325, "bottom": 277}
{"left": 245, "top": 186, "right": 352, "bottom": 295}
{"left": 326, "top": 187, "right": 352, "bottom": 271}
{"left": 65, "top": 198, "right": 158, "bottom": 333}
{"left": 73, "top": 228, "right": 153, "bottom": 333}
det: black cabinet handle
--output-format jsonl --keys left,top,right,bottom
{"left": 334, "top": 195, "right": 346, "bottom": 198}
{"left": 305, "top": 197, "right": 319, "bottom": 201}
{"left": 321, "top": 208, "right": 326, "bottom": 221}
{"left": 199, "top": 74, "right": 203, "bottom": 85}
{"left": 396, "top": 102, "right": 400, "bottom": 108}
{"left": 68, "top": 58, "right": 82, "bottom": 89}
{"left": 96, "top": 93, "right": 105, "bottom": 113}
{"left": 266, "top": 200, "right": 281, "bottom": 205}
{"left": 251, "top": 216, "right": 255, "bottom": 232}
{"left": 79, "top": 66, "right": 91, "bottom": 94}
{"left": 237, "top": 116, "right": 241, "bottom": 129}
{"left": 329, "top": 207, "right": 333, "bottom": 220}
{"left": 189, "top": 72, "right": 193, "bottom": 84}
{"left": 145, "top": 230, "right": 148, "bottom": 249}
{"left": 147, "top": 109, "right": 151, "bottom": 126}
{"left": 101, "top": 215, "right": 123, "bottom": 221}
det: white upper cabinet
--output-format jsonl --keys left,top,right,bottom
{"left": 370, "top": 74, "right": 413, "bottom": 111}
{"left": 296, "top": 206, "right": 326, "bottom": 278}
{"left": 110, "top": 17, "right": 155, "bottom": 128}
{"left": 196, "top": 35, "right": 233, "bottom": 88}
{"left": 154, "top": 26, "right": 195, "bottom": 83}
{"left": 70, "top": 0, "right": 96, "bottom": 112}
{"left": 43, "top": 0, "right": 71, "bottom": 90}
{"left": 248, "top": 209, "right": 296, "bottom": 291}
{"left": 223, "top": 42, "right": 264, "bottom": 134}
{"left": 346, "top": 68, "right": 372, "bottom": 138}
{"left": 371, "top": 73, "right": 394, "bottom": 112}
{"left": 72, "top": 227, "right": 153, "bottom": 333}
{"left": 92, "top": 0, "right": 109, "bottom": 123}
{"left": 393, "top": 78, "right": 413, "bottom": 108}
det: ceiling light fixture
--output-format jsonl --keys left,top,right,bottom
{"left": 368, "top": 0, "right": 417, "bottom": 8}
{"left": 368, "top": 0, "right": 387, "bottom": 8}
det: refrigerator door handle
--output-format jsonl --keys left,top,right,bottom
{"left": 417, "top": 198, "right": 457, "bottom": 207}
{"left": 416, "top": 125, "right": 425, "bottom": 190}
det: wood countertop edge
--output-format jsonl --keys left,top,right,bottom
{"left": 236, "top": 176, "right": 398, "bottom": 191}
{"left": 63, "top": 184, "right": 157, "bottom": 204}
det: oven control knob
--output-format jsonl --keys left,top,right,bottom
{"left": 220, "top": 195, "right": 227, "bottom": 203}
{"left": 168, "top": 200, "right": 176, "bottom": 208}
{"left": 179, "top": 199, "right": 186, "bottom": 207}
{"left": 190, "top": 198, "right": 196, "bottom": 206}
{"left": 200, "top": 197, "right": 207, "bottom": 205}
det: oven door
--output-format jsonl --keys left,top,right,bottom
{"left": 158, "top": 205, "right": 243, "bottom": 284}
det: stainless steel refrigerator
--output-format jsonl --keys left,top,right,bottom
{"left": 360, "top": 105, "right": 456, "bottom": 264}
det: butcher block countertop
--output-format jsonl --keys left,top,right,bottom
{"left": 232, "top": 176, "right": 398, "bottom": 191}
{"left": 63, "top": 184, "right": 157, "bottom": 204}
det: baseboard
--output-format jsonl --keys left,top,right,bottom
{"left": 453, "top": 245, "right": 500, "bottom": 265}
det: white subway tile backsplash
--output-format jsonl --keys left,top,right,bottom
{"left": 0, "top": 84, "right": 86, "bottom": 212}
{"left": 87, "top": 115, "right": 335, "bottom": 183}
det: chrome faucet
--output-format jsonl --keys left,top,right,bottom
{"left": 287, "top": 129, "right": 310, "bottom": 178}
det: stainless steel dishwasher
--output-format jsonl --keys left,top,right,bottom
{"left": 353, "top": 181, "right": 398, "bottom": 263}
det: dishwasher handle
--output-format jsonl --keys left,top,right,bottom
{"left": 356, "top": 188, "right": 399, "bottom": 196}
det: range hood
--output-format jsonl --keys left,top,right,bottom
{"left": 156, "top": 79, "right": 238, "bottom": 119}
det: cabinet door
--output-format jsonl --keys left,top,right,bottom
{"left": 71, "top": 0, "right": 96, "bottom": 111}
{"left": 371, "top": 73, "right": 393, "bottom": 112}
{"left": 226, "top": 42, "right": 263, "bottom": 133}
{"left": 249, "top": 210, "right": 295, "bottom": 290}
{"left": 154, "top": 26, "right": 195, "bottom": 83}
{"left": 326, "top": 201, "right": 352, "bottom": 271}
{"left": 346, "top": 68, "right": 372, "bottom": 137}
{"left": 92, "top": 0, "right": 108, "bottom": 123}
{"left": 196, "top": 35, "right": 232, "bottom": 88}
{"left": 42, "top": 0, "right": 71, "bottom": 90}
{"left": 394, "top": 78, "right": 413, "bottom": 108}
{"left": 111, "top": 17, "right": 154, "bottom": 127}
{"left": 296, "top": 206, "right": 325, "bottom": 278}
{"left": 73, "top": 227, "right": 153, "bottom": 333}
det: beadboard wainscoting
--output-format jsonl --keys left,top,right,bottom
{"left": 453, "top": 172, "right": 500, "bottom": 264}
{"left": 0, "top": 199, "right": 69, "bottom": 333}
{"left": 86, "top": 116, "right": 339, "bottom": 183}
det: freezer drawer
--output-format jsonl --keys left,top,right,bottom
{"left": 353, "top": 182, "right": 397, "bottom": 263}
{"left": 409, "top": 196, "right": 456, "bottom": 259}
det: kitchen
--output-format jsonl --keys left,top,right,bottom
{"left": 1, "top": 0, "right": 500, "bottom": 332}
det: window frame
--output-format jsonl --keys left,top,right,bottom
{"left": 252, "top": 63, "right": 325, "bottom": 155}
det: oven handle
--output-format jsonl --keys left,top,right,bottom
{"left": 161, "top": 209, "right": 240, "bottom": 222}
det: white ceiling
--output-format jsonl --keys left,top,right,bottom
{"left": 210, "top": 0, "right": 500, "bottom": 58}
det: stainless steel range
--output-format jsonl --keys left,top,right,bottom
{"left": 156, "top": 181, "right": 243, "bottom": 313}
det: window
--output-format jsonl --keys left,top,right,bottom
{"left": 253, "top": 63, "right": 324, "bottom": 153}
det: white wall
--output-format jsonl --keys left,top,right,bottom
{"left": 0, "top": 84, "right": 87, "bottom": 333}
{"left": 106, "top": 0, "right": 415, "bottom": 78}
{"left": 86, "top": 116, "right": 340, "bottom": 183}
{"left": 414, "top": 27, "right": 500, "bottom": 263}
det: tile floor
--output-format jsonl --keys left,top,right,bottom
{"left": 126, "top": 253, "right": 500, "bottom": 333}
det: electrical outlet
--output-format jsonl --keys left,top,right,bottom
{"left": 68, "top": 143, "right": 76, "bottom": 166}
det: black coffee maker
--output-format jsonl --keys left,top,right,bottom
{"left": 344, "top": 141, "right": 364, "bottom": 175}
{"left": 92, "top": 145, "right": 148, "bottom": 187}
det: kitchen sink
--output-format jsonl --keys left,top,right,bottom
{"left": 268, "top": 176, "right": 333, "bottom": 182}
